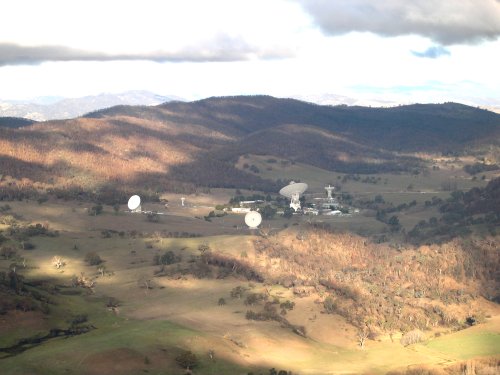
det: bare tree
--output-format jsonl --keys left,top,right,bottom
{"left": 357, "top": 328, "right": 369, "bottom": 349}
{"left": 138, "top": 276, "right": 154, "bottom": 294}
{"left": 97, "top": 265, "right": 106, "bottom": 277}
{"left": 52, "top": 256, "right": 65, "bottom": 269}
{"left": 72, "top": 272, "right": 95, "bottom": 291}
{"left": 400, "top": 329, "right": 426, "bottom": 346}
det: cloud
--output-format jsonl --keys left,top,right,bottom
{"left": 296, "top": 0, "right": 500, "bottom": 45}
{"left": 411, "top": 46, "right": 451, "bottom": 58}
{"left": 0, "top": 37, "right": 293, "bottom": 66}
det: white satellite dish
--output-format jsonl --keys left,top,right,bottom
{"left": 279, "top": 182, "right": 308, "bottom": 211}
{"left": 127, "top": 195, "right": 142, "bottom": 212}
{"left": 245, "top": 211, "right": 262, "bottom": 229}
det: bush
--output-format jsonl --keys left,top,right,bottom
{"left": 280, "top": 300, "right": 295, "bottom": 311}
{"left": 323, "top": 296, "right": 337, "bottom": 313}
{"left": 175, "top": 350, "right": 198, "bottom": 370}
{"left": 230, "top": 286, "right": 246, "bottom": 299}
{"left": 146, "top": 212, "right": 160, "bottom": 223}
{"left": 84, "top": 251, "right": 103, "bottom": 266}
{"left": 245, "top": 293, "right": 267, "bottom": 306}
{"left": 88, "top": 204, "right": 103, "bottom": 216}
{"left": 159, "top": 250, "right": 178, "bottom": 265}
{"left": 400, "top": 329, "right": 426, "bottom": 346}
{"left": 22, "top": 242, "right": 36, "bottom": 250}
{"left": 0, "top": 247, "right": 17, "bottom": 259}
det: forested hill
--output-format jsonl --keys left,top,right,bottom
{"left": 0, "top": 116, "right": 37, "bottom": 128}
{"left": 1, "top": 96, "right": 499, "bottom": 192}
{"left": 86, "top": 96, "right": 500, "bottom": 151}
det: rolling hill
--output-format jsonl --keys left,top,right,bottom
{"left": 1, "top": 95, "right": 499, "bottom": 194}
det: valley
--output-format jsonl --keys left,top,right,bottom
{"left": 0, "top": 97, "right": 499, "bottom": 374}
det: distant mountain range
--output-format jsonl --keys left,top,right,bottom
{"left": 0, "top": 90, "right": 183, "bottom": 121}
{"left": 0, "top": 95, "right": 499, "bottom": 193}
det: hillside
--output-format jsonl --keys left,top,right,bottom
{"left": 0, "top": 117, "right": 36, "bottom": 128}
{"left": 1, "top": 95, "right": 499, "bottom": 193}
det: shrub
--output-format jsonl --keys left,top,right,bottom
{"left": 280, "top": 300, "right": 295, "bottom": 311}
{"left": 0, "top": 247, "right": 17, "bottom": 259}
{"left": 245, "top": 293, "right": 267, "bottom": 306}
{"left": 230, "top": 286, "right": 246, "bottom": 299}
{"left": 84, "top": 251, "right": 103, "bottom": 265}
{"left": 88, "top": 204, "right": 103, "bottom": 216}
{"left": 323, "top": 296, "right": 337, "bottom": 313}
{"left": 400, "top": 329, "right": 426, "bottom": 346}
{"left": 146, "top": 212, "right": 160, "bottom": 223}
{"left": 159, "top": 250, "right": 178, "bottom": 265}
{"left": 175, "top": 350, "right": 198, "bottom": 370}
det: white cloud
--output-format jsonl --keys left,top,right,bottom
{"left": 295, "top": 0, "right": 500, "bottom": 45}
{"left": 0, "top": 0, "right": 498, "bottom": 108}
{"left": 0, "top": 0, "right": 307, "bottom": 60}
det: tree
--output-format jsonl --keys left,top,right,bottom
{"left": 357, "top": 328, "right": 369, "bottom": 349}
{"left": 88, "top": 204, "right": 103, "bottom": 216}
{"left": 175, "top": 350, "right": 198, "bottom": 371}
{"left": 198, "top": 243, "right": 210, "bottom": 255}
{"left": 159, "top": 250, "right": 177, "bottom": 265}
{"left": 323, "top": 296, "right": 336, "bottom": 313}
{"left": 97, "top": 265, "right": 107, "bottom": 277}
{"left": 84, "top": 251, "right": 103, "bottom": 265}
{"left": 0, "top": 246, "right": 16, "bottom": 259}
{"left": 400, "top": 329, "right": 426, "bottom": 346}
{"left": 52, "top": 256, "right": 65, "bottom": 269}
{"left": 261, "top": 205, "right": 277, "bottom": 219}
{"left": 388, "top": 215, "right": 401, "bottom": 232}
{"left": 282, "top": 207, "right": 293, "bottom": 219}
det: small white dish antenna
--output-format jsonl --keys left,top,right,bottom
{"left": 245, "top": 211, "right": 262, "bottom": 229}
{"left": 279, "top": 182, "right": 308, "bottom": 211}
{"left": 127, "top": 195, "right": 142, "bottom": 212}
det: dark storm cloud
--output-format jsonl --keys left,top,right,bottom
{"left": 296, "top": 0, "right": 500, "bottom": 45}
{"left": 0, "top": 38, "right": 293, "bottom": 66}
{"left": 411, "top": 46, "right": 451, "bottom": 58}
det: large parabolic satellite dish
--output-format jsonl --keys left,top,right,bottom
{"left": 279, "top": 182, "right": 308, "bottom": 211}
{"left": 245, "top": 211, "right": 262, "bottom": 229}
{"left": 127, "top": 195, "right": 141, "bottom": 212}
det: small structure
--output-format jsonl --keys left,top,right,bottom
{"left": 231, "top": 207, "right": 251, "bottom": 213}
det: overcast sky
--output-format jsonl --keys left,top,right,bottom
{"left": 1, "top": 0, "right": 499, "bottom": 107}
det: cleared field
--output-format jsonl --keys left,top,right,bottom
{"left": 236, "top": 154, "right": 495, "bottom": 201}
{"left": 423, "top": 316, "right": 500, "bottom": 360}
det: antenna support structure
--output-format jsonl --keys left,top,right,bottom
{"left": 279, "top": 181, "right": 308, "bottom": 212}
